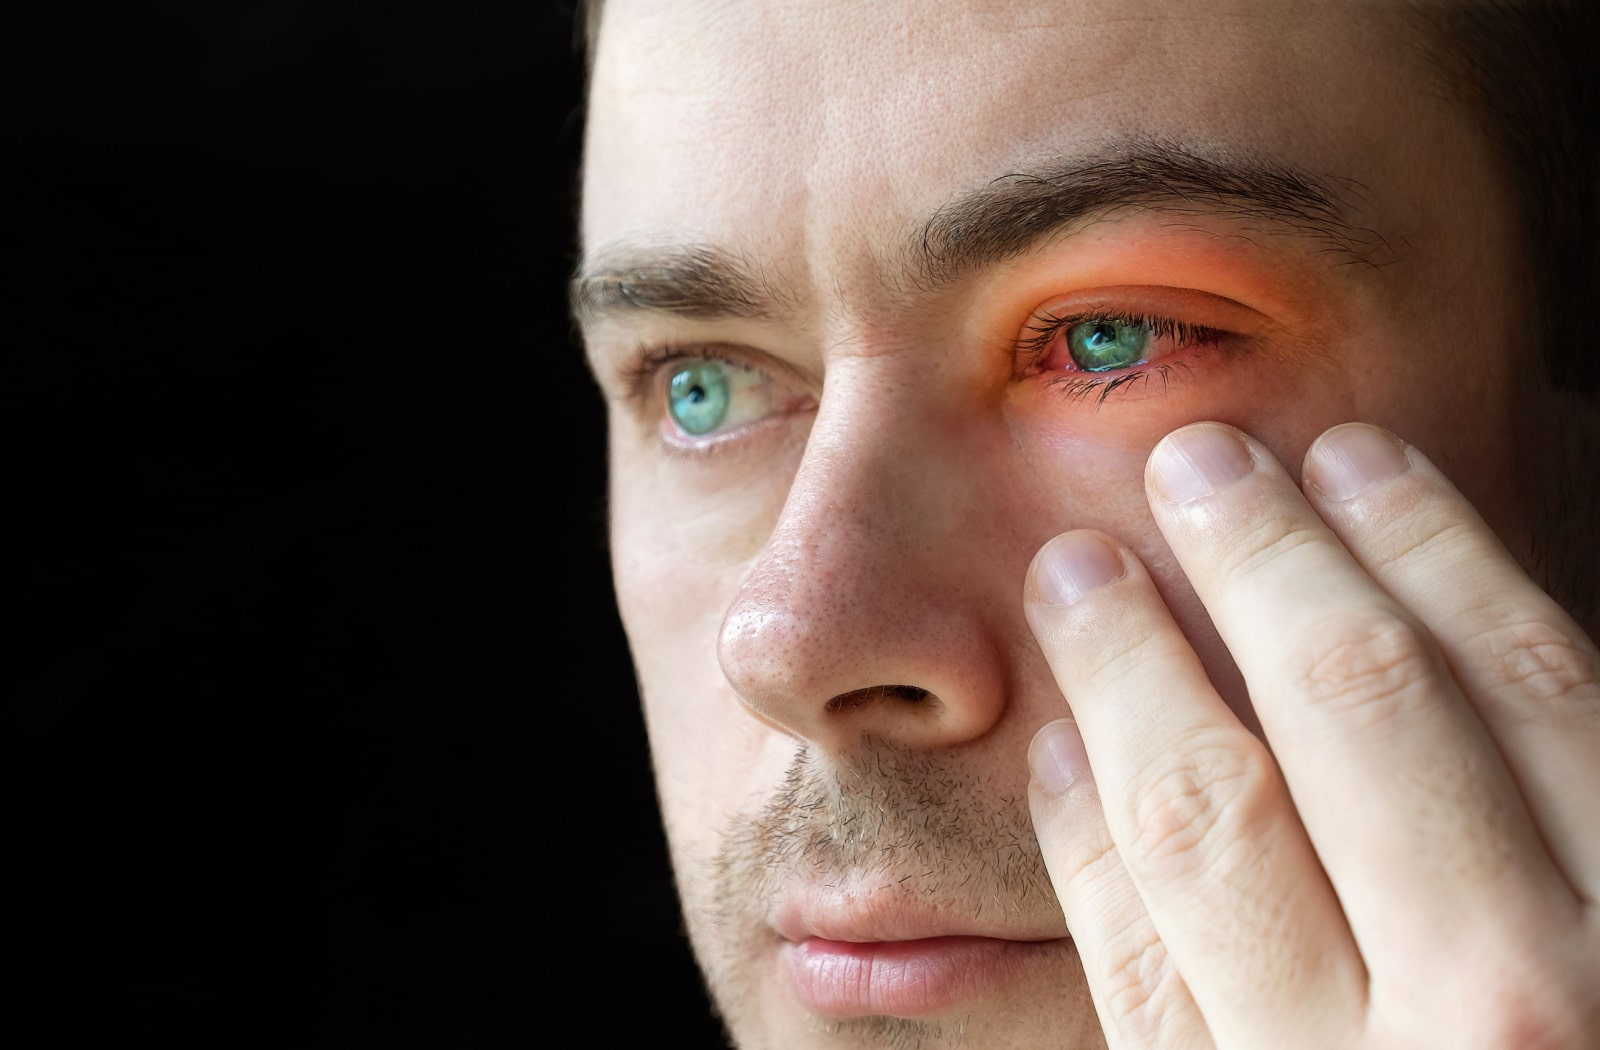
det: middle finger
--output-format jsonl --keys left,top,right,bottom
{"left": 1144, "top": 422, "right": 1563, "bottom": 965}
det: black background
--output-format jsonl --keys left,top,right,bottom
{"left": 14, "top": 2, "right": 726, "bottom": 1045}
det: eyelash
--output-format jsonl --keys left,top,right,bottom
{"left": 620, "top": 341, "right": 718, "bottom": 404}
{"left": 1012, "top": 309, "right": 1225, "bottom": 406}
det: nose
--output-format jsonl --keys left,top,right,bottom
{"left": 716, "top": 365, "right": 1011, "bottom": 753}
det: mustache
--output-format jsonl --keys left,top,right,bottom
{"left": 711, "top": 734, "right": 1054, "bottom": 910}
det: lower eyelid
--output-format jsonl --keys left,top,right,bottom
{"left": 1020, "top": 335, "right": 1231, "bottom": 406}
{"left": 1039, "top": 361, "right": 1187, "bottom": 405}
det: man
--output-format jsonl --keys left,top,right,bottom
{"left": 570, "top": 0, "right": 1600, "bottom": 1046}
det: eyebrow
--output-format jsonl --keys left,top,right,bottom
{"left": 570, "top": 138, "right": 1387, "bottom": 328}
{"left": 570, "top": 243, "right": 787, "bottom": 326}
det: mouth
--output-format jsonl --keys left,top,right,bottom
{"left": 782, "top": 934, "right": 1072, "bottom": 1019}
{"left": 773, "top": 892, "right": 1072, "bottom": 1019}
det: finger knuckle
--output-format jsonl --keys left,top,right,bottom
{"left": 1123, "top": 735, "right": 1278, "bottom": 882}
{"left": 1463, "top": 975, "right": 1597, "bottom": 1050}
{"left": 1380, "top": 940, "right": 1600, "bottom": 1050}
{"left": 1097, "top": 923, "right": 1187, "bottom": 1034}
{"left": 1214, "top": 512, "right": 1325, "bottom": 582}
{"left": 1080, "top": 631, "right": 1195, "bottom": 699}
{"left": 1367, "top": 516, "right": 1480, "bottom": 579}
{"left": 1050, "top": 819, "right": 1122, "bottom": 891}
{"left": 1293, "top": 612, "right": 1440, "bottom": 729}
{"left": 1474, "top": 616, "right": 1600, "bottom": 727}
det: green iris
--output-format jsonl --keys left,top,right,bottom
{"left": 667, "top": 360, "right": 731, "bottom": 435}
{"left": 1067, "top": 320, "right": 1151, "bottom": 372}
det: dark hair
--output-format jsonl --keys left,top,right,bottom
{"left": 576, "top": 0, "right": 603, "bottom": 75}
{"left": 575, "top": 0, "right": 1599, "bottom": 394}
{"left": 1416, "top": 1, "right": 1600, "bottom": 395}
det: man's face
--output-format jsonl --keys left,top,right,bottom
{"left": 578, "top": 1, "right": 1539, "bottom": 1046}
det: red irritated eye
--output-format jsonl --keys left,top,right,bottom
{"left": 1012, "top": 307, "right": 1231, "bottom": 405}
{"left": 1023, "top": 312, "right": 1222, "bottom": 375}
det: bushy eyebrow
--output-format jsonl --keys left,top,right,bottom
{"left": 913, "top": 139, "right": 1387, "bottom": 287}
{"left": 570, "top": 138, "right": 1388, "bottom": 328}
{"left": 569, "top": 243, "right": 786, "bottom": 326}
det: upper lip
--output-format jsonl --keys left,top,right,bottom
{"left": 772, "top": 878, "right": 1068, "bottom": 945}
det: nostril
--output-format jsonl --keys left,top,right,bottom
{"left": 824, "top": 684, "right": 936, "bottom": 712}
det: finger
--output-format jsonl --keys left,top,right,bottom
{"left": 1028, "top": 717, "right": 1214, "bottom": 1049}
{"left": 1025, "top": 531, "right": 1364, "bottom": 1045}
{"left": 1144, "top": 422, "right": 1572, "bottom": 968}
{"left": 1302, "top": 422, "right": 1600, "bottom": 902}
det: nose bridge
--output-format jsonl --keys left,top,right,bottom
{"left": 717, "top": 358, "right": 1008, "bottom": 750}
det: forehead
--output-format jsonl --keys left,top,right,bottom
{"left": 580, "top": 0, "right": 1476, "bottom": 305}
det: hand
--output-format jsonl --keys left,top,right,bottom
{"left": 1023, "top": 421, "right": 1600, "bottom": 1048}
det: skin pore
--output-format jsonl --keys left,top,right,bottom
{"left": 575, "top": 1, "right": 1598, "bottom": 1047}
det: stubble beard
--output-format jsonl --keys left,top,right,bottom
{"left": 677, "top": 734, "right": 1061, "bottom": 1048}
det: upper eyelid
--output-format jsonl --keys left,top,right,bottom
{"left": 1012, "top": 308, "right": 1223, "bottom": 365}
{"left": 1016, "top": 285, "right": 1264, "bottom": 330}
{"left": 617, "top": 341, "right": 769, "bottom": 406}
{"left": 619, "top": 339, "right": 823, "bottom": 404}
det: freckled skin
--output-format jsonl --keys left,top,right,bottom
{"left": 578, "top": 1, "right": 1568, "bottom": 1046}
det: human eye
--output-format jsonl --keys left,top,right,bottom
{"left": 623, "top": 344, "right": 813, "bottom": 450}
{"left": 1013, "top": 296, "right": 1229, "bottom": 405}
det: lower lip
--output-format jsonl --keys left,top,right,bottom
{"left": 784, "top": 935, "right": 1066, "bottom": 1018}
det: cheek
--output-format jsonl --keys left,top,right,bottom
{"left": 609, "top": 483, "right": 746, "bottom": 746}
{"left": 607, "top": 452, "right": 797, "bottom": 835}
{"left": 1008, "top": 355, "right": 1351, "bottom": 535}
{"left": 614, "top": 542, "right": 776, "bottom": 880}
{"left": 1009, "top": 360, "right": 1367, "bottom": 732}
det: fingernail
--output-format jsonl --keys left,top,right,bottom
{"left": 1307, "top": 424, "right": 1410, "bottom": 502}
{"left": 1149, "top": 424, "right": 1254, "bottom": 503}
{"left": 1030, "top": 531, "right": 1125, "bottom": 606}
{"left": 1030, "top": 719, "right": 1089, "bottom": 796}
